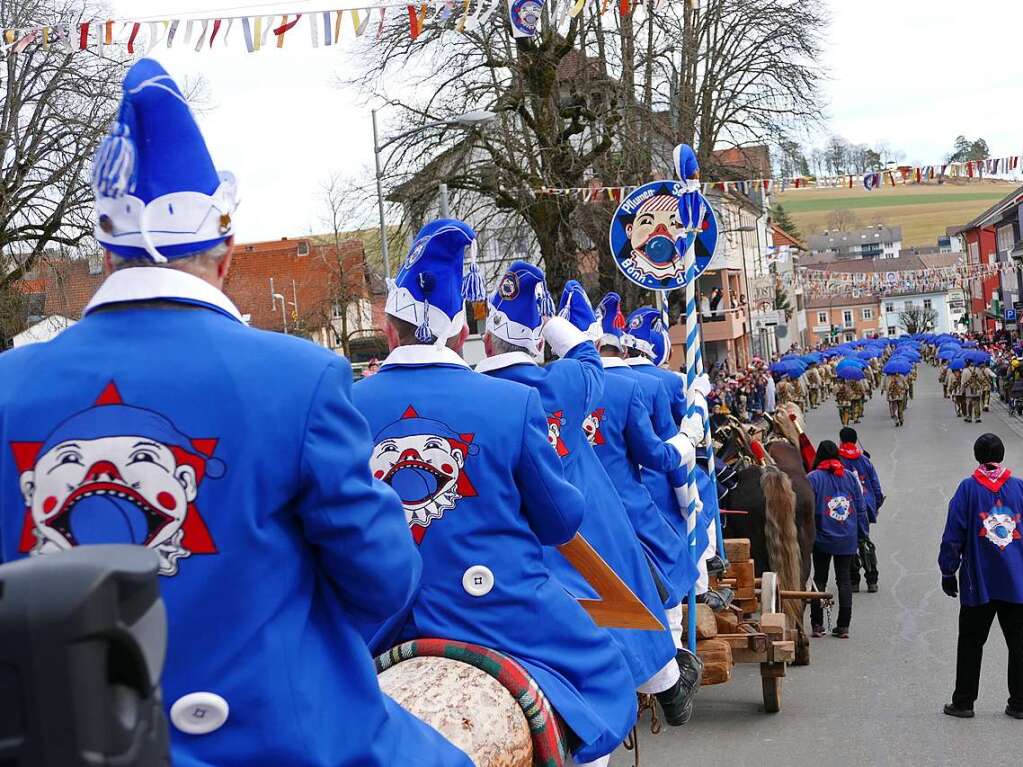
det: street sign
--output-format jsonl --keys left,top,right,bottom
{"left": 1005, "top": 308, "right": 1017, "bottom": 322}
{"left": 608, "top": 181, "right": 718, "bottom": 291}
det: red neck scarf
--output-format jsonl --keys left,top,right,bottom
{"left": 974, "top": 463, "right": 1012, "bottom": 493}
{"left": 817, "top": 459, "right": 845, "bottom": 477}
{"left": 838, "top": 442, "right": 862, "bottom": 460}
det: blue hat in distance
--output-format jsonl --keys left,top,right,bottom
{"left": 486, "top": 260, "right": 555, "bottom": 358}
{"left": 387, "top": 218, "right": 479, "bottom": 343}
{"left": 558, "top": 280, "right": 601, "bottom": 341}
{"left": 623, "top": 307, "right": 666, "bottom": 360}
{"left": 91, "top": 58, "right": 238, "bottom": 262}
{"left": 596, "top": 292, "right": 627, "bottom": 350}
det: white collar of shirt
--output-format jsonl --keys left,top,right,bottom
{"left": 625, "top": 357, "right": 654, "bottom": 367}
{"left": 84, "top": 267, "right": 243, "bottom": 322}
{"left": 601, "top": 356, "right": 629, "bottom": 369}
{"left": 381, "top": 345, "right": 471, "bottom": 369}
{"left": 475, "top": 351, "right": 538, "bottom": 374}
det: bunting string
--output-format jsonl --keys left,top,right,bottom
{"left": 792, "top": 259, "right": 1015, "bottom": 300}
{"left": 536, "top": 155, "right": 1023, "bottom": 201}
{"left": 0, "top": 0, "right": 645, "bottom": 53}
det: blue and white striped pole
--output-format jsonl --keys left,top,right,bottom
{"left": 682, "top": 198, "right": 705, "bottom": 653}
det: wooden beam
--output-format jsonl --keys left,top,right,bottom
{"left": 559, "top": 534, "right": 664, "bottom": 630}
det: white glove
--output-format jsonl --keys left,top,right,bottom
{"left": 679, "top": 412, "right": 705, "bottom": 446}
{"left": 667, "top": 433, "right": 697, "bottom": 468}
{"left": 691, "top": 373, "right": 713, "bottom": 398}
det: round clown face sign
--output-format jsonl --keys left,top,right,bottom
{"left": 608, "top": 181, "right": 718, "bottom": 291}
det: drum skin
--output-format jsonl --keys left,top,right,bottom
{"left": 379, "top": 656, "right": 533, "bottom": 767}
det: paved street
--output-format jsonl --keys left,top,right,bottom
{"left": 622, "top": 366, "right": 1022, "bottom": 767}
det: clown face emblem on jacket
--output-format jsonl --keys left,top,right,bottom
{"left": 371, "top": 406, "right": 478, "bottom": 543}
{"left": 979, "top": 501, "right": 1022, "bottom": 551}
{"left": 582, "top": 408, "right": 606, "bottom": 446}
{"left": 10, "top": 382, "right": 223, "bottom": 576}
{"left": 546, "top": 411, "right": 570, "bottom": 457}
{"left": 826, "top": 495, "right": 851, "bottom": 523}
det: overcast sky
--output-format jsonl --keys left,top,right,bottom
{"left": 113, "top": 0, "right": 1023, "bottom": 242}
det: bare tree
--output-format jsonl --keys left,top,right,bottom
{"left": 826, "top": 208, "right": 861, "bottom": 232}
{"left": 347, "top": 0, "right": 826, "bottom": 298}
{"left": 1, "top": 0, "right": 125, "bottom": 290}
{"left": 308, "top": 174, "right": 377, "bottom": 356}
{"left": 899, "top": 305, "right": 937, "bottom": 335}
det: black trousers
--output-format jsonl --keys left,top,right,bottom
{"left": 952, "top": 600, "right": 1023, "bottom": 711}
{"left": 850, "top": 538, "right": 879, "bottom": 587}
{"left": 810, "top": 550, "right": 853, "bottom": 629}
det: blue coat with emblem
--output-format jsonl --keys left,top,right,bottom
{"left": 807, "top": 464, "right": 868, "bottom": 556}
{"left": 838, "top": 443, "right": 883, "bottom": 524}
{"left": 940, "top": 470, "right": 1023, "bottom": 607}
{"left": 0, "top": 270, "right": 472, "bottom": 767}
{"left": 588, "top": 367, "right": 696, "bottom": 605}
{"left": 353, "top": 345, "right": 636, "bottom": 763}
{"left": 478, "top": 330, "right": 676, "bottom": 689}
{"left": 628, "top": 358, "right": 688, "bottom": 427}
{"left": 606, "top": 361, "right": 709, "bottom": 563}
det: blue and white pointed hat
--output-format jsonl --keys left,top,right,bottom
{"left": 623, "top": 306, "right": 666, "bottom": 359}
{"left": 387, "top": 218, "right": 478, "bottom": 343}
{"left": 91, "top": 58, "right": 238, "bottom": 263}
{"left": 486, "top": 260, "right": 555, "bottom": 358}
{"left": 558, "top": 280, "right": 601, "bottom": 341}
{"left": 595, "top": 292, "right": 627, "bottom": 349}
{"left": 648, "top": 309, "right": 673, "bottom": 367}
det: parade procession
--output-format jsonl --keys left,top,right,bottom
{"left": 3, "top": 2, "right": 1023, "bottom": 767}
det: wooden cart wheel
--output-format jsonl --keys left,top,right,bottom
{"left": 762, "top": 674, "right": 782, "bottom": 713}
{"left": 760, "top": 571, "right": 779, "bottom": 615}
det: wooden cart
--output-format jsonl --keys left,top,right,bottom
{"left": 683, "top": 538, "right": 828, "bottom": 713}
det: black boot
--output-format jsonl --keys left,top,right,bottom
{"left": 706, "top": 555, "right": 728, "bottom": 577}
{"left": 851, "top": 582, "right": 860, "bottom": 593}
{"left": 943, "top": 703, "right": 975, "bottom": 718}
{"left": 697, "top": 587, "right": 734, "bottom": 612}
{"left": 655, "top": 679, "right": 693, "bottom": 726}
{"left": 1006, "top": 706, "right": 1023, "bottom": 720}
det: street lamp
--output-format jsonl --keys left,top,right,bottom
{"left": 372, "top": 108, "right": 497, "bottom": 277}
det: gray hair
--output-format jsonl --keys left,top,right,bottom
{"left": 488, "top": 334, "right": 529, "bottom": 358}
{"left": 109, "top": 240, "right": 230, "bottom": 276}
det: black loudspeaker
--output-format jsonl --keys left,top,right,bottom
{"left": 0, "top": 545, "right": 170, "bottom": 766}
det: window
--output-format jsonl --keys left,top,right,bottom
{"left": 923, "top": 299, "right": 932, "bottom": 310}
{"left": 817, "top": 311, "right": 828, "bottom": 324}
{"left": 888, "top": 326, "right": 896, "bottom": 336}
{"left": 297, "top": 240, "right": 310, "bottom": 256}
{"left": 862, "top": 308, "right": 873, "bottom": 320}
{"left": 903, "top": 301, "right": 914, "bottom": 311}
{"left": 842, "top": 310, "right": 853, "bottom": 327}
{"left": 998, "top": 225, "right": 1015, "bottom": 255}
{"left": 331, "top": 302, "right": 343, "bottom": 319}
{"left": 844, "top": 332, "right": 855, "bottom": 343}
{"left": 968, "top": 241, "right": 980, "bottom": 264}
{"left": 885, "top": 303, "right": 894, "bottom": 314}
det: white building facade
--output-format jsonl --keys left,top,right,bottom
{"left": 880, "top": 289, "right": 966, "bottom": 337}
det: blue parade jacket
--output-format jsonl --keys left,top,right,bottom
{"left": 353, "top": 343, "right": 636, "bottom": 763}
{"left": 939, "top": 468, "right": 1023, "bottom": 607}
{"left": 589, "top": 370, "right": 695, "bottom": 606}
{"left": 0, "top": 269, "right": 472, "bottom": 767}
{"left": 477, "top": 325, "right": 676, "bottom": 688}
{"left": 807, "top": 464, "right": 868, "bottom": 556}
{"left": 627, "top": 357, "right": 687, "bottom": 426}
{"left": 838, "top": 443, "right": 884, "bottom": 524}
{"left": 605, "top": 360, "right": 710, "bottom": 561}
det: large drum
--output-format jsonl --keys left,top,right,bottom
{"left": 377, "top": 639, "right": 568, "bottom": 767}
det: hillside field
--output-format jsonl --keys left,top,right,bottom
{"left": 775, "top": 180, "right": 1018, "bottom": 246}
